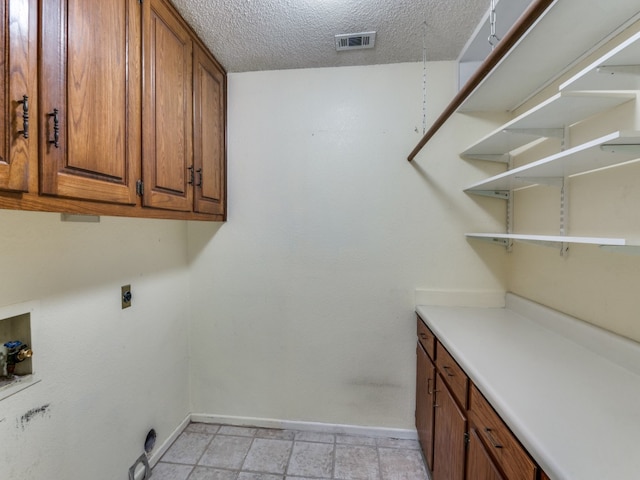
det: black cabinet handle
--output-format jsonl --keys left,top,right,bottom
{"left": 188, "top": 165, "right": 194, "bottom": 185}
{"left": 48, "top": 108, "right": 60, "bottom": 148}
{"left": 196, "top": 168, "right": 202, "bottom": 187}
{"left": 484, "top": 428, "right": 503, "bottom": 449}
{"left": 17, "top": 95, "right": 29, "bottom": 139}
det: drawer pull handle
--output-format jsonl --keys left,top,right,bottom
{"left": 48, "top": 108, "right": 60, "bottom": 148}
{"left": 18, "top": 95, "right": 29, "bottom": 139}
{"left": 443, "top": 365, "right": 455, "bottom": 377}
{"left": 484, "top": 428, "right": 503, "bottom": 449}
{"left": 433, "top": 388, "right": 440, "bottom": 407}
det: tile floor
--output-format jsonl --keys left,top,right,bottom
{"left": 152, "top": 423, "right": 430, "bottom": 480}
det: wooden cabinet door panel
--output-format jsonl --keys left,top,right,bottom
{"left": 142, "top": 0, "right": 192, "bottom": 211}
{"left": 39, "top": 0, "right": 140, "bottom": 204}
{"left": 416, "top": 342, "right": 436, "bottom": 471}
{"left": 193, "top": 43, "right": 226, "bottom": 216}
{"left": 466, "top": 427, "right": 505, "bottom": 480}
{"left": 432, "top": 374, "right": 467, "bottom": 480}
{"left": 0, "top": 0, "right": 32, "bottom": 192}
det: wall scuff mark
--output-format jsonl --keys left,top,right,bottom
{"left": 18, "top": 404, "right": 50, "bottom": 430}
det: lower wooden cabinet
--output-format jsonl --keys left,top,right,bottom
{"left": 466, "top": 427, "right": 505, "bottom": 480}
{"left": 416, "top": 342, "right": 435, "bottom": 470}
{"left": 432, "top": 374, "right": 467, "bottom": 480}
{"left": 416, "top": 314, "right": 542, "bottom": 480}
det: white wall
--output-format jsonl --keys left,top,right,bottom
{"left": 187, "top": 62, "right": 506, "bottom": 429}
{"left": 0, "top": 211, "right": 190, "bottom": 479}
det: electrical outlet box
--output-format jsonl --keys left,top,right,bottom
{"left": 122, "top": 285, "right": 132, "bottom": 309}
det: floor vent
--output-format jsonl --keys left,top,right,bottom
{"left": 335, "top": 32, "right": 376, "bottom": 51}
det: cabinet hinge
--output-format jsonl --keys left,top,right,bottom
{"left": 464, "top": 432, "right": 470, "bottom": 446}
{"left": 136, "top": 180, "right": 144, "bottom": 196}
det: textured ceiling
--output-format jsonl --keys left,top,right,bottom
{"left": 170, "top": 0, "right": 490, "bottom": 72}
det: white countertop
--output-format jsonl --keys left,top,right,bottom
{"left": 416, "top": 294, "right": 640, "bottom": 480}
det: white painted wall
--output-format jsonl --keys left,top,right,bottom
{"left": 0, "top": 211, "right": 190, "bottom": 479}
{"left": 187, "top": 62, "right": 506, "bottom": 429}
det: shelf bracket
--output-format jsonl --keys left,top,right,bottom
{"left": 473, "top": 236, "right": 511, "bottom": 247}
{"left": 506, "top": 155, "right": 514, "bottom": 252}
{"left": 504, "top": 127, "right": 564, "bottom": 139}
{"left": 467, "top": 190, "right": 510, "bottom": 200}
{"left": 596, "top": 65, "right": 640, "bottom": 76}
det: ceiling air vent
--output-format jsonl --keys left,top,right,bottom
{"left": 335, "top": 32, "right": 376, "bottom": 51}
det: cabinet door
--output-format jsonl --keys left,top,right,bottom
{"left": 193, "top": 43, "right": 226, "bottom": 216}
{"left": 416, "top": 342, "right": 436, "bottom": 471}
{"left": 40, "top": 0, "right": 140, "bottom": 204}
{"left": 432, "top": 374, "right": 467, "bottom": 480}
{"left": 466, "top": 427, "right": 505, "bottom": 480}
{"left": 142, "top": 0, "right": 193, "bottom": 212}
{"left": 0, "top": 0, "right": 32, "bottom": 192}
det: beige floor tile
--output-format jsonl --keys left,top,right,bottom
{"left": 162, "top": 432, "right": 213, "bottom": 465}
{"left": 255, "top": 428, "right": 296, "bottom": 441}
{"left": 198, "top": 435, "right": 253, "bottom": 469}
{"left": 186, "top": 423, "right": 221, "bottom": 435}
{"left": 151, "top": 462, "right": 194, "bottom": 480}
{"left": 294, "top": 431, "right": 335, "bottom": 444}
{"left": 188, "top": 467, "right": 238, "bottom": 480}
{"left": 287, "top": 441, "right": 334, "bottom": 478}
{"left": 375, "top": 438, "right": 420, "bottom": 450}
{"left": 242, "top": 438, "right": 293, "bottom": 474}
{"left": 378, "top": 448, "right": 428, "bottom": 480}
{"left": 336, "top": 435, "right": 377, "bottom": 447}
{"left": 238, "top": 473, "right": 284, "bottom": 480}
{"left": 218, "top": 426, "right": 258, "bottom": 437}
{"left": 334, "top": 445, "right": 380, "bottom": 480}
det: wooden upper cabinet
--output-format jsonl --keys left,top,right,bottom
{"left": 142, "top": 0, "right": 193, "bottom": 212}
{"left": 193, "top": 42, "right": 226, "bottom": 216}
{"left": 39, "top": 0, "right": 140, "bottom": 204}
{"left": 0, "top": 0, "right": 33, "bottom": 192}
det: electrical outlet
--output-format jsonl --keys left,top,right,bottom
{"left": 121, "top": 285, "right": 132, "bottom": 309}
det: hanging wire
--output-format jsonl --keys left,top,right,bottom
{"left": 422, "top": 21, "right": 428, "bottom": 135}
{"left": 488, "top": 0, "right": 500, "bottom": 50}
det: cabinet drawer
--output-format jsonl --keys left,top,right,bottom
{"left": 435, "top": 342, "right": 468, "bottom": 409}
{"left": 469, "top": 385, "right": 537, "bottom": 480}
{"left": 416, "top": 316, "right": 436, "bottom": 360}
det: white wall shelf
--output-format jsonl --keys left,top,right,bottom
{"left": 464, "top": 131, "right": 640, "bottom": 196}
{"left": 458, "top": 0, "right": 640, "bottom": 113}
{"left": 466, "top": 233, "right": 637, "bottom": 249}
{"left": 460, "top": 93, "right": 635, "bottom": 162}
{"left": 561, "top": 30, "right": 640, "bottom": 91}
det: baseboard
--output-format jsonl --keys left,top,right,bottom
{"left": 189, "top": 413, "right": 418, "bottom": 440}
{"left": 148, "top": 414, "right": 191, "bottom": 467}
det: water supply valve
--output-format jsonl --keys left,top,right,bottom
{"left": 4, "top": 340, "right": 33, "bottom": 376}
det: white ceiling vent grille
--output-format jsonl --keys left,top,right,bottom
{"left": 335, "top": 32, "right": 376, "bottom": 51}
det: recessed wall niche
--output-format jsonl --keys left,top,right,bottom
{"left": 0, "top": 301, "right": 39, "bottom": 401}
